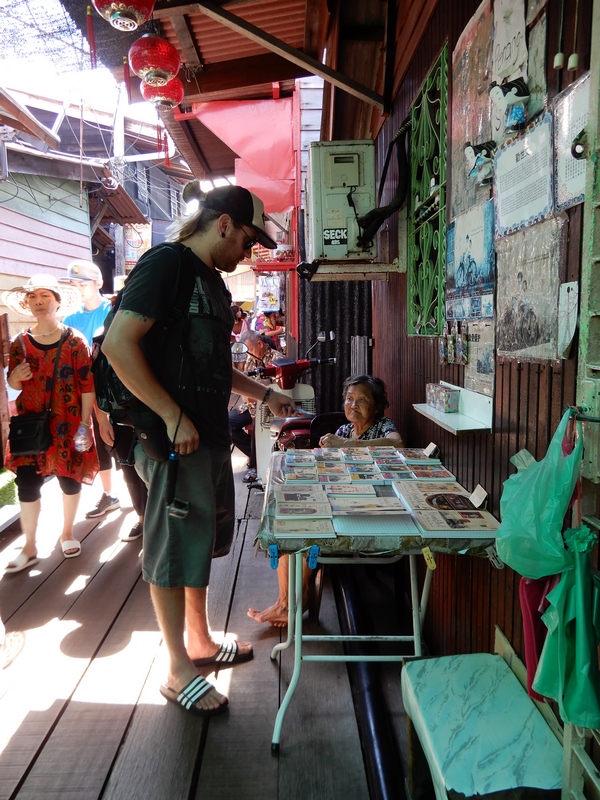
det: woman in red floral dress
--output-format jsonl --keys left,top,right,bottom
{"left": 3, "top": 276, "right": 99, "bottom": 573}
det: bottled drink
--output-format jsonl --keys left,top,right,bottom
{"left": 74, "top": 425, "right": 90, "bottom": 452}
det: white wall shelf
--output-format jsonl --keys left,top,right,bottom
{"left": 413, "top": 381, "right": 493, "bottom": 436}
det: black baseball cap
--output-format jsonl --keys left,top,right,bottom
{"left": 204, "top": 185, "right": 277, "bottom": 249}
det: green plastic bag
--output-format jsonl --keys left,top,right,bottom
{"left": 496, "top": 409, "right": 583, "bottom": 579}
{"left": 533, "top": 526, "right": 600, "bottom": 728}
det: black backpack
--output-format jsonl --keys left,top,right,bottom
{"left": 91, "top": 243, "right": 196, "bottom": 420}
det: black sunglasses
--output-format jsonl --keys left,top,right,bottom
{"left": 236, "top": 222, "right": 259, "bottom": 250}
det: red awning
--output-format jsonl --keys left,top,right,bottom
{"left": 192, "top": 97, "right": 295, "bottom": 212}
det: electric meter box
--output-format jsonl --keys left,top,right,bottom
{"left": 306, "top": 140, "right": 377, "bottom": 261}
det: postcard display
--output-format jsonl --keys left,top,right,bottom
{"left": 263, "top": 448, "right": 499, "bottom": 548}
{"left": 445, "top": 0, "right": 588, "bottom": 402}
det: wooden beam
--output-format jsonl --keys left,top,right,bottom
{"left": 180, "top": 52, "right": 309, "bottom": 100}
{"left": 169, "top": 13, "right": 203, "bottom": 66}
{"left": 6, "top": 149, "right": 102, "bottom": 182}
{"left": 0, "top": 88, "right": 60, "bottom": 149}
{"left": 191, "top": 1, "right": 385, "bottom": 108}
{"left": 393, "top": 0, "right": 439, "bottom": 97}
{"left": 160, "top": 113, "right": 212, "bottom": 178}
{"left": 304, "top": 0, "right": 330, "bottom": 60}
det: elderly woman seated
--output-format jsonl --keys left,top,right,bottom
{"left": 248, "top": 375, "right": 403, "bottom": 627}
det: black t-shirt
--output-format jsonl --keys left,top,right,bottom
{"left": 119, "top": 242, "right": 233, "bottom": 447}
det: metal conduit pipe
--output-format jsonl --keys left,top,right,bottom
{"left": 331, "top": 565, "right": 407, "bottom": 800}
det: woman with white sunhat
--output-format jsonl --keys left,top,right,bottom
{"left": 2, "top": 275, "right": 99, "bottom": 573}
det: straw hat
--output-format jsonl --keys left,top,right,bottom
{"left": 2, "top": 275, "right": 82, "bottom": 319}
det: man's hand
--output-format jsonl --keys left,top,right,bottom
{"left": 266, "top": 390, "right": 297, "bottom": 418}
{"left": 167, "top": 411, "right": 200, "bottom": 456}
{"left": 97, "top": 411, "right": 115, "bottom": 447}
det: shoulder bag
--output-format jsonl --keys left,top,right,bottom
{"left": 8, "top": 330, "right": 68, "bottom": 457}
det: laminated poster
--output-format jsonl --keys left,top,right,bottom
{"left": 450, "top": 0, "right": 493, "bottom": 219}
{"left": 554, "top": 72, "right": 590, "bottom": 212}
{"left": 446, "top": 199, "right": 495, "bottom": 320}
{"left": 494, "top": 112, "right": 553, "bottom": 237}
{"left": 465, "top": 320, "right": 495, "bottom": 396}
{"left": 495, "top": 214, "right": 566, "bottom": 360}
{"left": 527, "top": 11, "right": 547, "bottom": 119}
{"left": 492, "top": 0, "right": 528, "bottom": 141}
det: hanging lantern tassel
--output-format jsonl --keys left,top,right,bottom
{"left": 163, "top": 132, "right": 170, "bottom": 167}
{"left": 86, "top": 5, "right": 97, "bottom": 70}
{"left": 123, "top": 57, "right": 132, "bottom": 104}
{"left": 157, "top": 123, "right": 162, "bottom": 155}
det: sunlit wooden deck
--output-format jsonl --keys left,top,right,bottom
{"left": 0, "top": 451, "right": 415, "bottom": 800}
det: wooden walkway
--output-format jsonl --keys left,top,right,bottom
{"left": 0, "top": 453, "right": 414, "bottom": 800}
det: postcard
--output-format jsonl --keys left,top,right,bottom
{"left": 274, "top": 487, "right": 326, "bottom": 503}
{"left": 348, "top": 473, "right": 387, "bottom": 485}
{"left": 318, "top": 449, "right": 345, "bottom": 461}
{"left": 317, "top": 474, "right": 352, "bottom": 484}
{"left": 324, "top": 483, "right": 377, "bottom": 496}
{"left": 385, "top": 472, "right": 417, "bottom": 482}
{"left": 341, "top": 450, "right": 374, "bottom": 463}
{"left": 410, "top": 466, "right": 456, "bottom": 481}
{"left": 394, "top": 484, "right": 475, "bottom": 512}
{"left": 316, "top": 463, "right": 351, "bottom": 475}
{"left": 285, "top": 452, "right": 316, "bottom": 465}
{"left": 273, "top": 518, "right": 336, "bottom": 538}
{"left": 366, "top": 446, "right": 401, "bottom": 456}
{"left": 275, "top": 502, "right": 333, "bottom": 519}
{"left": 397, "top": 447, "right": 442, "bottom": 464}
{"left": 329, "top": 497, "right": 408, "bottom": 515}
{"left": 379, "top": 471, "right": 415, "bottom": 481}
{"left": 285, "top": 469, "right": 319, "bottom": 483}
{"left": 412, "top": 509, "right": 499, "bottom": 533}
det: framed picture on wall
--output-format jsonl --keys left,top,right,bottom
{"left": 554, "top": 71, "right": 590, "bottom": 212}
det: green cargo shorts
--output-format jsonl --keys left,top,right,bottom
{"left": 135, "top": 441, "right": 234, "bottom": 588}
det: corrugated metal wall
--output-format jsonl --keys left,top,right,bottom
{"left": 370, "top": 0, "right": 597, "bottom": 657}
{"left": 298, "top": 278, "right": 372, "bottom": 415}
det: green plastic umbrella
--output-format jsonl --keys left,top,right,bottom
{"left": 533, "top": 525, "right": 600, "bottom": 728}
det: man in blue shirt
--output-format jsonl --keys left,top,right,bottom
{"left": 62, "top": 261, "right": 112, "bottom": 344}
{"left": 62, "top": 261, "right": 135, "bottom": 530}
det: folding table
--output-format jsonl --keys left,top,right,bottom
{"left": 257, "top": 452, "right": 497, "bottom": 752}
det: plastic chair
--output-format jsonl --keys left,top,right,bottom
{"left": 309, "top": 412, "right": 348, "bottom": 448}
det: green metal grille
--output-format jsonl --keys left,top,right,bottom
{"left": 407, "top": 45, "right": 448, "bottom": 335}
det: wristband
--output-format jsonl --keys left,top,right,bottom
{"left": 263, "top": 386, "right": 274, "bottom": 404}
{"left": 80, "top": 421, "right": 91, "bottom": 428}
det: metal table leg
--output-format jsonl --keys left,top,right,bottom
{"left": 271, "top": 552, "right": 304, "bottom": 753}
{"left": 409, "top": 554, "right": 422, "bottom": 657}
{"left": 271, "top": 554, "right": 296, "bottom": 659}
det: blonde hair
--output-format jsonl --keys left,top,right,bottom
{"left": 166, "top": 206, "right": 220, "bottom": 242}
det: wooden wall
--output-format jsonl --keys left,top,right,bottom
{"left": 371, "top": 0, "right": 598, "bottom": 657}
{"left": 0, "top": 175, "right": 91, "bottom": 332}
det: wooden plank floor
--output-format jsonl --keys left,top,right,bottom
{"left": 0, "top": 449, "right": 413, "bottom": 800}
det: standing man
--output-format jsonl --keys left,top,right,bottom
{"left": 62, "top": 261, "right": 146, "bottom": 540}
{"left": 103, "top": 185, "right": 295, "bottom": 717}
{"left": 61, "top": 261, "right": 120, "bottom": 518}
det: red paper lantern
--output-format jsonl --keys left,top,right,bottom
{"left": 140, "top": 77, "right": 185, "bottom": 112}
{"left": 91, "top": 0, "right": 155, "bottom": 31}
{"left": 129, "top": 34, "right": 181, "bottom": 87}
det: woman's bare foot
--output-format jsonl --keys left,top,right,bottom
{"left": 247, "top": 602, "right": 289, "bottom": 627}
